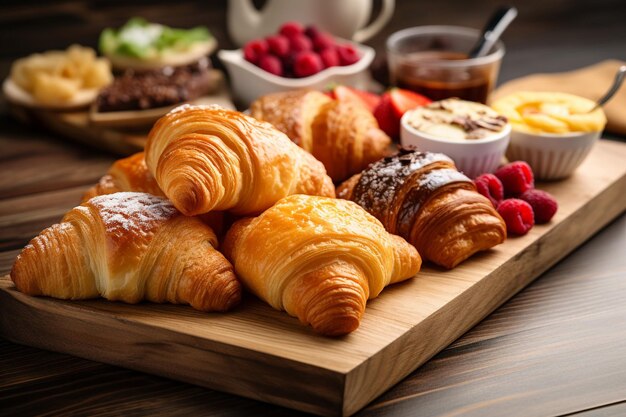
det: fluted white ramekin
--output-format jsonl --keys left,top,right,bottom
{"left": 400, "top": 111, "right": 511, "bottom": 179}
{"left": 506, "top": 129, "right": 601, "bottom": 180}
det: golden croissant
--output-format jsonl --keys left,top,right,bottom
{"left": 223, "top": 194, "right": 421, "bottom": 336}
{"left": 83, "top": 152, "right": 164, "bottom": 202}
{"left": 337, "top": 149, "right": 507, "bottom": 269}
{"left": 145, "top": 104, "right": 335, "bottom": 216}
{"left": 250, "top": 90, "right": 391, "bottom": 182}
{"left": 11, "top": 192, "right": 241, "bottom": 312}
{"left": 82, "top": 151, "right": 225, "bottom": 235}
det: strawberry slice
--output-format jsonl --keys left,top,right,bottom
{"left": 374, "top": 88, "right": 431, "bottom": 138}
{"left": 389, "top": 88, "right": 431, "bottom": 118}
{"left": 373, "top": 93, "right": 398, "bottom": 137}
{"left": 330, "top": 85, "right": 380, "bottom": 112}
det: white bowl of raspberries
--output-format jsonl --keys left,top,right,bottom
{"left": 218, "top": 22, "right": 375, "bottom": 106}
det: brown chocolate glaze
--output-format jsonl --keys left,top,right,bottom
{"left": 351, "top": 150, "right": 473, "bottom": 237}
{"left": 96, "top": 58, "right": 213, "bottom": 112}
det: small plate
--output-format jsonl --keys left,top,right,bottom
{"left": 105, "top": 38, "right": 218, "bottom": 71}
{"left": 88, "top": 70, "right": 233, "bottom": 129}
{"left": 3, "top": 78, "right": 99, "bottom": 111}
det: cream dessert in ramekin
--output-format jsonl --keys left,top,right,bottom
{"left": 401, "top": 98, "right": 511, "bottom": 178}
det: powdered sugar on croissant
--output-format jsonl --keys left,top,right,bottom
{"left": 11, "top": 192, "right": 241, "bottom": 311}
{"left": 338, "top": 150, "right": 506, "bottom": 269}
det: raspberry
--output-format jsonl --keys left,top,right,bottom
{"left": 313, "top": 33, "right": 336, "bottom": 51}
{"left": 294, "top": 52, "right": 324, "bottom": 77}
{"left": 336, "top": 44, "right": 361, "bottom": 66}
{"left": 498, "top": 199, "right": 535, "bottom": 235}
{"left": 519, "top": 189, "right": 558, "bottom": 224}
{"left": 243, "top": 39, "right": 268, "bottom": 64}
{"left": 289, "top": 35, "right": 313, "bottom": 54}
{"left": 304, "top": 25, "right": 322, "bottom": 40}
{"left": 281, "top": 53, "right": 299, "bottom": 77}
{"left": 474, "top": 173, "right": 504, "bottom": 208}
{"left": 495, "top": 161, "right": 534, "bottom": 196}
{"left": 279, "top": 21, "right": 304, "bottom": 39}
{"left": 319, "top": 47, "right": 340, "bottom": 68}
{"left": 266, "top": 35, "right": 290, "bottom": 58}
{"left": 258, "top": 54, "right": 283, "bottom": 77}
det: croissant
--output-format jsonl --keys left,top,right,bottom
{"left": 223, "top": 194, "right": 421, "bottom": 336}
{"left": 82, "top": 152, "right": 225, "bottom": 235}
{"left": 250, "top": 90, "right": 391, "bottom": 182}
{"left": 145, "top": 104, "right": 335, "bottom": 216}
{"left": 337, "top": 149, "right": 507, "bottom": 269}
{"left": 11, "top": 192, "right": 241, "bottom": 312}
{"left": 82, "top": 152, "right": 164, "bottom": 201}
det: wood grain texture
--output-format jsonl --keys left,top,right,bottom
{"left": 5, "top": 70, "right": 235, "bottom": 155}
{"left": 0, "top": 121, "right": 114, "bottom": 200}
{"left": 564, "top": 402, "right": 626, "bottom": 417}
{"left": 1, "top": 214, "right": 625, "bottom": 417}
{"left": 1, "top": 140, "right": 625, "bottom": 416}
{"left": 1, "top": 1, "right": 626, "bottom": 416}
{"left": 364, "top": 215, "right": 626, "bottom": 417}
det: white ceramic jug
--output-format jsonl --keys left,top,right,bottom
{"left": 227, "top": 0, "right": 395, "bottom": 46}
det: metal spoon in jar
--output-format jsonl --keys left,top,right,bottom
{"left": 588, "top": 65, "right": 626, "bottom": 112}
{"left": 468, "top": 6, "right": 518, "bottom": 58}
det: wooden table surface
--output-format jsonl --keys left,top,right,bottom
{"left": 1, "top": 1, "right": 626, "bottom": 416}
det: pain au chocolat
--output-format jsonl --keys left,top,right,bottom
{"left": 337, "top": 149, "right": 506, "bottom": 269}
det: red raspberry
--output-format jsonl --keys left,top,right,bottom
{"left": 498, "top": 198, "right": 535, "bottom": 235}
{"left": 336, "top": 44, "right": 361, "bottom": 66}
{"left": 266, "top": 35, "right": 290, "bottom": 57}
{"left": 281, "top": 53, "right": 300, "bottom": 77}
{"left": 319, "top": 47, "right": 340, "bottom": 68}
{"left": 494, "top": 161, "right": 534, "bottom": 196}
{"left": 294, "top": 52, "right": 324, "bottom": 77}
{"left": 279, "top": 21, "right": 304, "bottom": 39}
{"left": 243, "top": 39, "right": 269, "bottom": 64}
{"left": 289, "top": 35, "right": 313, "bottom": 54}
{"left": 304, "top": 25, "right": 322, "bottom": 40}
{"left": 258, "top": 54, "right": 283, "bottom": 77}
{"left": 474, "top": 173, "right": 504, "bottom": 208}
{"left": 313, "top": 33, "right": 336, "bottom": 51}
{"left": 519, "top": 189, "right": 558, "bottom": 224}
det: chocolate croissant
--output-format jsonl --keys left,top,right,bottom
{"left": 145, "top": 104, "right": 335, "bottom": 216}
{"left": 223, "top": 194, "right": 421, "bottom": 336}
{"left": 11, "top": 192, "right": 241, "bottom": 312}
{"left": 250, "top": 90, "right": 391, "bottom": 182}
{"left": 337, "top": 150, "right": 506, "bottom": 269}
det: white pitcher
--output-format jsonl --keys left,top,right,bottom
{"left": 227, "top": 0, "right": 395, "bottom": 46}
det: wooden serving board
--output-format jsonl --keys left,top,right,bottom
{"left": 5, "top": 70, "right": 235, "bottom": 155}
{"left": 1, "top": 140, "right": 625, "bottom": 417}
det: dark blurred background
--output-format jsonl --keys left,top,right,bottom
{"left": 1, "top": 0, "right": 625, "bottom": 85}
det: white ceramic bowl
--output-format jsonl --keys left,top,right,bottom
{"left": 400, "top": 111, "right": 511, "bottom": 179}
{"left": 218, "top": 39, "right": 375, "bottom": 107}
{"left": 507, "top": 129, "right": 601, "bottom": 180}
